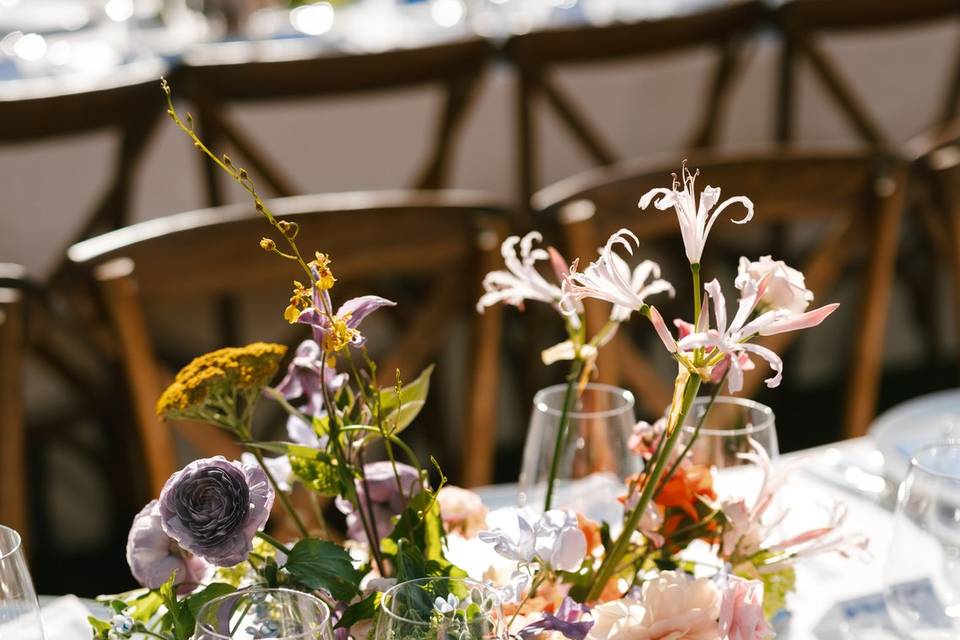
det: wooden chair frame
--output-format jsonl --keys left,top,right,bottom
{"left": 179, "top": 38, "right": 494, "bottom": 208}
{"left": 505, "top": 0, "right": 766, "bottom": 205}
{"left": 0, "top": 266, "right": 27, "bottom": 550}
{"left": 68, "top": 190, "right": 510, "bottom": 494}
{"left": 533, "top": 148, "right": 908, "bottom": 439}
{"left": 773, "top": 0, "right": 960, "bottom": 144}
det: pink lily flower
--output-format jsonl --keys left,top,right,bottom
{"left": 639, "top": 163, "right": 753, "bottom": 265}
{"left": 561, "top": 229, "right": 674, "bottom": 321}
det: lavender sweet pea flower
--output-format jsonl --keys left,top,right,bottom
{"left": 519, "top": 598, "right": 594, "bottom": 640}
{"left": 126, "top": 500, "right": 210, "bottom": 594}
{"left": 335, "top": 462, "right": 422, "bottom": 542}
{"left": 273, "top": 339, "right": 347, "bottom": 446}
{"left": 159, "top": 456, "right": 275, "bottom": 567}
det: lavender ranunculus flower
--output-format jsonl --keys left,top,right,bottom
{"left": 273, "top": 339, "right": 348, "bottom": 447}
{"left": 158, "top": 456, "right": 274, "bottom": 567}
{"left": 335, "top": 462, "right": 422, "bottom": 542}
{"left": 126, "top": 500, "right": 210, "bottom": 594}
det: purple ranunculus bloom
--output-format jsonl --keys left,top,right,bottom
{"left": 126, "top": 500, "right": 210, "bottom": 595}
{"left": 158, "top": 456, "right": 274, "bottom": 567}
{"left": 335, "top": 462, "right": 422, "bottom": 542}
{"left": 273, "top": 339, "right": 348, "bottom": 447}
{"left": 519, "top": 598, "right": 593, "bottom": 640}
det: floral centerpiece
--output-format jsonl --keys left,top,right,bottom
{"left": 90, "top": 81, "right": 864, "bottom": 640}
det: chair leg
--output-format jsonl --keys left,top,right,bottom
{"left": 842, "top": 166, "right": 907, "bottom": 439}
{"left": 0, "top": 289, "right": 28, "bottom": 552}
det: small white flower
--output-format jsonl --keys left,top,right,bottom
{"left": 110, "top": 613, "right": 135, "bottom": 638}
{"left": 478, "top": 508, "right": 586, "bottom": 572}
{"left": 434, "top": 593, "right": 460, "bottom": 614}
{"left": 736, "top": 255, "right": 813, "bottom": 314}
{"left": 639, "top": 163, "right": 753, "bottom": 265}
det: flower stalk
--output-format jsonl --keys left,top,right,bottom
{"left": 543, "top": 358, "right": 584, "bottom": 511}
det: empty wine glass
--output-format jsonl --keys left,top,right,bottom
{"left": 374, "top": 577, "right": 507, "bottom": 640}
{"left": 678, "top": 396, "right": 778, "bottom": 500}
{"left": 194, "top": 588, "right": 334, "bottom": 640}
{"left": 884, "top": 442, "right": 960, "bottom": 639}
{"left": 518, "top": 383, "right": 638, "bottom": 518}
{"left": 0, "top": 525, "right": 45, "bottom": 640}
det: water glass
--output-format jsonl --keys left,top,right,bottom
{"left": 374, "top": 577, "right": 507, "bottom": 640}
{"left": 194, "top": 588, "right": 334, "bottom": 640}
{"left": 884, "top": 442, "right": 960, "bottom": 639}
{"left": 678, "top": 396, "right": 778, "bottom": 500}
{"left": 0, "top": 525, "right": 45, "bottom": 640}
{"left": 518, "top": 383, "right": 638, "bottom": 515}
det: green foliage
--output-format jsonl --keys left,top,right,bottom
{"left": 285, "top": 539, "right": 363, "bottom": 601}
{"left": 290, "top": 454, "right": 341, "bottom": 496}
{"left": 377, "top": 365, "right": 434, "bottom": 434}
{"left": 336, "top": 592, "right": 381, "bottom": 630}
{"left": 734, "top": 555, "right": 797, "bottom": 620}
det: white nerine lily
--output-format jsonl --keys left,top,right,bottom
{"left": 477, "top": 232, "right": 579, "bottom": 326}
{"left": 677, "top": 275, "right": 838, "bottom": 393}
{"left": 478, "top": 508, "right": 587, "bottom": 573}
{"left": 639, "top": 164, "right": 753, "bottom": 265}
{"left": 561, "top": 229, "right": 674, "bottom": 320}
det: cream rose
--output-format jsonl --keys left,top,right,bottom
{"left": 736, "top": 255, "right": 813, "bottom": 314}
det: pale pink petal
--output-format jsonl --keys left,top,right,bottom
{"left": 649, "top": 306, "right": 677, "bottom": 353}
{"left": 741, "top": 342, "right": 783, "bottom": 388}
{"left": 758, "top": 303, "right": 840, "bottom": 336}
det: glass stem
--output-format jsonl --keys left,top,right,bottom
{"left": 543, "top": 358, "right": 584, "bottom": 512}
{"left": 585, "top": 371, "right": 701, "bottom": 601}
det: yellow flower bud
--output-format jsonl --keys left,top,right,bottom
{"left": 259, "top": 237, "right": 276, "bottom": 251}
{"left": 284, "top": 304, "right": 301, "bottom": 324}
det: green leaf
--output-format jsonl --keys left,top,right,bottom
{"left": 87, "top": 616, "right": 110, "bottom": 639}
{"left": 335, "top": 592, "right": 381, "bottom": 630}
{"left": 377, "top": 365, "right": 434, "bottom": 434}
{"left": 158, "top": 574, "right": 193, "bottom": 640}
{"left": 285, "top": 539, "right": 362, "bottom": 601}
{"left": 185, "top": 583, "right": 236, "bottom": 619}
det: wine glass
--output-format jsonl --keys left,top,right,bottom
{"left": 194, "top": 588, "right": 334, "bottom": 640}
{"left": 678, "top": 396, "right": 778, "bottom": 500}
{"left": 518, "top": 383, "right": 638, "bottom": 518}
{"left": 374, "top": 577, "right": 507, "bottom": 640}
{"left": 884, "top": 442, "right": 960, "bottom": 639}
{"left": 0, "top": 525, "right": 45, "bottom": 640}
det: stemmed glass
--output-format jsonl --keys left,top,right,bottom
{"left": 374, "top": 577, "right": 507, "bottom": 640}
{"left": 194, "top": 588, "right": 334, "bottom": 640}
{"left": 884, "top": 442, "right": 960, "bottom": 639}
{"left": 0, "top": 525, "right": 45, "bottom": 639}
{"left": 518, "top": 383, "right": 638, "bottom": 516}
{"left": 679, "top": 396, "right": 778, "bottom": 500}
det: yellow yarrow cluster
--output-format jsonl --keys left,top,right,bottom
{"left": 156, "top": 342, "right": 287, "bottom": 419}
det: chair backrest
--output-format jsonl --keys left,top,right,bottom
{"left": 178, "top": 37, "right": 494, "bottom": 205}
{"left": 773, "top": 0, "right": 960, "bottom": 144}
{"left": 0, "top": 265, "right": 28, "bottom": 551}
{"left": 68, "top": 190, "right": 510, "bottom": 494}
{"left": 505, "top": 0, "right": 766, "bottom": 204}
{"left": 533, "top": 148, "right": 908, "bottom": 439}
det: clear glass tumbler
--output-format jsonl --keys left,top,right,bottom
{"left": 374, "top": 577, "right": 507, "bottom": 640}
{"left": 884, "top": 442, "right": 960, "bottom": 639}
{"left": 0, "top": 525, "right": 45, "bottom": 639}
{"left": 194, "top": 587, "right": 334, "bottom": 640}
{"left": 518, "top": 382, "right": 637, "bottom": 517}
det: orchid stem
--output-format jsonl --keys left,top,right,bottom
{"left": 544, "top": 358, "right": 584, "bottom": 511}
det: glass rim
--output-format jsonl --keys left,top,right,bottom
{"left": 681, "top": 396, "right": 775, "bottom": 437}
{"left": 908, "top": 440, "right": 960, "bottom": 481}
{"left": 379, "top": 577, "right": 500, "bottom": 627}
{"left": 533, "top": 382, "right": 635, "bottom": 419}
{"left": 195, "top": 587, "right": 331, "bottom": 640}
{"left": 0, "top": 524, "right": 22, "bottom": 561}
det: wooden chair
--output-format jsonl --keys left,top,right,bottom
{"left": 178, "top": 38, "right": 493, "bottom": 207}
{"left": 773, "top": 0, "right": 960, "bottom": 144}
{"left": 67, "top": 190, "right": 510, "bottom": 494}
{"left": 505, "top": 0, "right": 766, "bottom": 204}
{"left": 0, "top": 265, "right": 28, "bottom": 550}
{"left": 532, "top": 148, "right": 908, "bottom": 439}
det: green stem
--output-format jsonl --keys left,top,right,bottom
{"left": 256, "top": 531, "right": 293, "bottom": 555}
{"left": 508, "top": 571, "right": 546, "bottom": 628}
{"left": 654, "top": 369, "right": 728, "bottom": 500}
{"left": 585, "top": 372, "right": 701, "bottom": 601}
{"left": 691, "top": 263, "right": 702, "bottom": 326}
{"left": 544, "top": 358, "right": 584, "bottom": 511}
{"left": 248, "top": 447, "right": 309, "bottom": 539}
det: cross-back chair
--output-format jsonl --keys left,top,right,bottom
{"left": 504, "top": 0, "right": 766, "bottom": 205}
{"left": 773, "top": 0, "right": 960, "bottom": 144}
{"left": 532, "top": 148, "right": 908, "bottom": 440}
{"left": 179, "top": 38, "right": 493, "bottom": 208}
{"left": 67, "top": 190, "right": 510, "bottom": 497}
{"left": 0, "top": 265, "right": 28, "bottom": 552}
